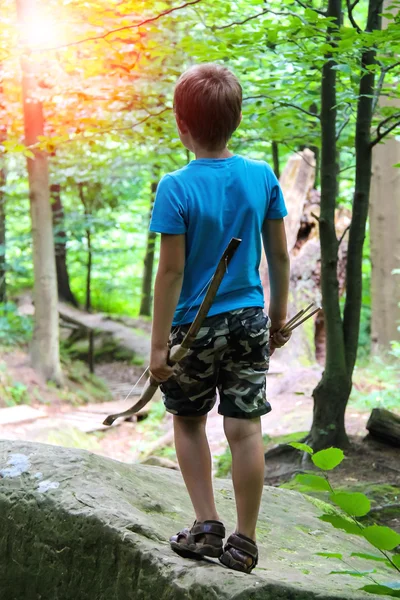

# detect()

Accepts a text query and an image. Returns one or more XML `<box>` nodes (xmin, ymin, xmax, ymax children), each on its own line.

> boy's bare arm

<box><xmin>150</xmin><ymin>233</ymin><xmax>185</xmax><ymax>381</ymax></box>
<box><xmin>262</xmin><ymin>219</ymin><xmax>290</xmax><ymax>350</ymax></box>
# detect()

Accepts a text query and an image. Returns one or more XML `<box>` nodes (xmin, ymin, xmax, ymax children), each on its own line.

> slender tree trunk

<box><xmin>140</xmin><ymin>181</ymin><xmax>157</xmax><ymax>317</ymax></box>
<box><xmin>310</xmin><ymin>0</ymin><xmax>350</xmax><ymax>450</ymax></box>
<box><xmin>271</xmin><ymin>141</ymin><xmax>280</xmax><ymax>179</ymax></box>
<box><xmin>78</xmin><ymin>184</ymin><xmax>92</xmax><ymax>312</ymax></box>
<box><xmin>0</xmin><ymin>160</ymin><xmax>5</xmax><ymax>304</ymax></box>
<box><xmin>51</xmin><ymin>184</ymin><xmax>78</xmax><ymax>306</ymax></box>
<box><xmin>0</xmin><ymin>64</ymin><xmax>7</xmax><ymax>303</ymax></box>
<box><xmin>343</xmin><ymin>0</ymin><xmax>382</xmax><ymax>374</ymax></box>
<box><xmin>16</xmin><ymin>0</ymin><xmax>62</xmax><ymax>384</ymax></box>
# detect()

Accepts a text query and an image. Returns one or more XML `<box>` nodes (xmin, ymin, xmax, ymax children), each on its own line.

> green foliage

<box><xmin>289</xmin><ymin>443</ymin><xmax>400</xmax><ymax>594</ymax></box>
<box><xmin>215</xmin><ymin>446</ymin><xmax>232</xmax><ymax>479</ymax></box>
<box><xmin>330</xmin><ymin>492</ymin><xmax>371</xmax><ymax>517</ymax></box>
<box><xmin>350</xmin><ymin>357</ymin><xmax>400</xmax><ymax>412</ymax></box>
<box><xmin>0</xmin><ymin>302</ymin><xmax>32</xmax><ymax>345</ymax></box>
<box><xmin>312</xmin><ymin>448</ymin><xmax>345</xmax><ymax>471</ymax></box>
<box><xmin>361</xmin><ymin>584</ymin><xmax>400</xmax><ymax>597</ymax></box>
<box><xmin>4</xmin><ymin>382</ymin><xmax>29</xmax><ymax>407</ymax></box>
<box><xmin>289</xmin><ymin>442</ymin><xmax>314</xmax><ymax>455</ymax></box>
<box><xmin>293</xmin><ymin>473</ymin><xmax>332</xmax><ymax>492</ymax></box>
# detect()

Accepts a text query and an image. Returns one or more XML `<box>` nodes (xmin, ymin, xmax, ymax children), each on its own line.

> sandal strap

<box><xmin>191</xmin><ymin>520</ymin><xmax>226</xmax><ymax>538</ymax></box>
<box><xmin>225</xmin><ymin>533</ymin><xmax>258</xmax><ymax>560</ymax></box>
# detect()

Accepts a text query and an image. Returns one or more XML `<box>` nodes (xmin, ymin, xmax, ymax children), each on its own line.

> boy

<box><xmin>149</xmin><ymin>64</ymin><xmax>290</xmax><ymax>574</ymax></box>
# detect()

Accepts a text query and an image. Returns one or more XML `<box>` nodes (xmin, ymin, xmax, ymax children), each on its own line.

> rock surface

<box><xmin>0</xmin><ymin>440</ymin><xmax>393</xmax><ymax>600</ymax></box>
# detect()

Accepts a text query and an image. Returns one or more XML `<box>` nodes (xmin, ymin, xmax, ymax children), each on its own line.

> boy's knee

<box><xmin>174</xmin><ymin>414</ymin><xmax>207</xmax><ymax>429</ymax></box>
<box><xmin>223</xmin><ymin>416</ymin><xmax>261</xmax><ymax>444</ymax></box>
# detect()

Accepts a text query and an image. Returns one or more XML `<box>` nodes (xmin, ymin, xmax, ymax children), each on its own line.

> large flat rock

<box><xmin>0</xmin><ymin>440</ymin><xmax>393</xmax><ymax>600</ymax></box>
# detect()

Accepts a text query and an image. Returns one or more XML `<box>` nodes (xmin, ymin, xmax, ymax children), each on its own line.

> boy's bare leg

<box><xmin>173</xmin><ymin>414</ymin><xmax>220</xmax><ymax>523</ymax></box>
<box><xmin>223</xmin><ymin>416</ymin><xmax>265</xmax><ymax>542</ymax></box>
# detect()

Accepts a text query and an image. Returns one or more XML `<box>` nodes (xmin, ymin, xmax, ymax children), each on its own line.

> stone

<box><xmin>0</xmin><ymin>440</ymin><xmax>394</xmax><ymax>600</ymax></box>
<box><xmin>141</xmin><ymin>455</ymin><xmax>179</xmax><ymax>470</ymax></box>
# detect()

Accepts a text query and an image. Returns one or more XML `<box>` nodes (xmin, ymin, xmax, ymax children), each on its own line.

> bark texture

<box><xmin>17</xmin><ymin>0</ymin><xmax>62</xmax><ymax>384</ymax></box>
<box><xmin>370</xmin><ymin>137</ymin><xmax>400</xmax><ymax>351</ymax></box>
<box><xmin>366</xmin><ymin>408</ymin><xmax>400</xmax><ymax>447</ymax></box>
<box><xmin>51</xmin><ymin>184</ymin><xmax>78</xmax><ymax>307</ymax></box>
<box><xmin>0</xmin><ymin>65</ymin><xmax>6</xmax><ymax>303</ymax></box>
<box><xmin>369</xmin><ymin>1</ymin><xmax>400</xmax><ymax>351</ymax></box>
<box><xmin>139</xmin><ymin>181</ymin><xmax>157</xmax><ymax>317</ymax></box>
<box><xmin>343</xmin><ymin>0</ymin><xmax>383</xmax><ymax>375</ymax></box>
<box><xmin>0</xmin><ymin>163</ymin><xmax>5</xmax><ymax>304</ymax></box>
<box><xmin>310</xmin><ymin>0</ymin><xmax>350</xmax><ymax>450</ymax></box>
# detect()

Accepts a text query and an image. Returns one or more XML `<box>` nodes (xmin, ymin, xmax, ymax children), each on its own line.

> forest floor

<box><xmin>1</xmin><ymin>342</ymin><xmax>399</xmax><ymax>533</ymax></box>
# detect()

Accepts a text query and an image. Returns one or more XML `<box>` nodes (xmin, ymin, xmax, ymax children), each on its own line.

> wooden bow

<box><xmin>103</xmin><ymin>237</ymin><xmax>242</xmax><ymax>426</ymax></box>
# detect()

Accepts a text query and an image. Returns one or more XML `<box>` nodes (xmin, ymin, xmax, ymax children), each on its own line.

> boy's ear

<box><xmin>175</xmin><ymin>114</ymin><xmax>189</xmax><ymax>134</ymax></box>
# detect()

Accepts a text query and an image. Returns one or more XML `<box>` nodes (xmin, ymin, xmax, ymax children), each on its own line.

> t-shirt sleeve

<box><xmin>149</xmin><ymin>174</ymin><xmax>187</xmax><ymax>234</ymax></box>
<box><xmin>265</xmin><ymin>165</ymin><xmax>288</xmax><ymax>220</ymax></box>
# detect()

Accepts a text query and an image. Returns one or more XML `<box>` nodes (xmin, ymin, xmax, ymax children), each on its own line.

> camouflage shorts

<box><xmin>160</xmin><ymin>307</ymin><xmax>271</xmax><ymax>419</ymax></box>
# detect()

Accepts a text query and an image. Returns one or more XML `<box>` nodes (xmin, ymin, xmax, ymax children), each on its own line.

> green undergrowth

<box><xmin>282</xmin><ymin>479</ymin><xmax>400</xmax><ymax>514</ymax></box>
<box><xmin>59</xmin><ymin>356</ymin><xmax>112</xmax><ymax>405</ymax></box>
<box><xmin>0</xmin><ymin>302</ymin><xmax>33</xmax><ymax>346</ymax></box>
<box><xmin>215</xmin><ymin>431</ymin><xmax>308</xmax><ymax>478</ymax></box>
<box><xmin>350</xmin><ymin>355</ymin><xmax>400</xmax><ymax>413</ymax></box>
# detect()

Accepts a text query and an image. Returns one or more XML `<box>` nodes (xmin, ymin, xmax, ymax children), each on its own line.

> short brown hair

<box><xmin>174</xmin><ymin>64</ymin><xmax>242</xmax><ymax>151</ymax></box>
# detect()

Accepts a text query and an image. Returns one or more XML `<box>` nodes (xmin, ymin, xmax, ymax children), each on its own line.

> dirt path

<box><xmin>0</xmin><ymin>351</ymin><xmax>383</xmax><ymax>465</ymax></box>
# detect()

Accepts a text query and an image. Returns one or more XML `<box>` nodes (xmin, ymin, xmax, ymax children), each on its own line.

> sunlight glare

<box><xmin>21</xmin><ymin>14</ymin><xmax>63</xmax><ymax>49</ymax></box>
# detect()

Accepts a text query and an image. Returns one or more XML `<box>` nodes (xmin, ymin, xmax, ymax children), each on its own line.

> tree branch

<box><xmin>370</xmin><ymin>112</ymin><xmax>400</xmax><ymax>147</ymax></box>
<box><xmin>33</xmin><ymin>0</ymin><xmax>204</xmax><ymax>52</ymax></box>
<box><xmin>215</xmin><ymin>9</ymin><xmax>269</xmax><ymax>29</ymax></box>
<box><xmin>346</xmin><ymin>0</ymin><xmax>361</xmax><ymax>32</ymax></box>
<box><xmin>372</xmin><ymin>61</ymin><xmax>400</xmax><ymax>114</ymax></box>
<box><xmin>244</xmin><ymin>95</ymin><xmax>321</xmax><ymax>119</ymax></box>
<box><xmin>27</xmin><ymin>107</ymin><xmax>171</xmax><ymax>150</ymax></box>
<box><xmin>338</xmin><ymin>225</ymin><xmax>350</xmax><ymax>247</ymax></box>
<box><xmin>291</xmin><ymin>0</ymin><xmax>326</xmax><ymax>15</ymax></box>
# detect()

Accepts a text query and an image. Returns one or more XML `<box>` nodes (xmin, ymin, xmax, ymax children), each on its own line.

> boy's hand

<box><xmin>270</xmin><ymin>322</ymin><xmax>292</xmax><ymax>356</ymax></box>
<box><xmin>150</xmin><ymin>346</ymin><xmax>175</xmax><ymax>382</ymax></box>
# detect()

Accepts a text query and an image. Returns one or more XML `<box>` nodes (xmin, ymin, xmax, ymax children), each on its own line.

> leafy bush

<box><xmin>0</xmin><ymin>302</ymin><xmax>32</xmax><ymax>345</ymax></box>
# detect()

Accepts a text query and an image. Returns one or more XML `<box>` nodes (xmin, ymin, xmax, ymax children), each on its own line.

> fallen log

<box><xmin>366</xmin><ymin>408</ymin><xmax>400</xmax><ymax>447</ymax></box>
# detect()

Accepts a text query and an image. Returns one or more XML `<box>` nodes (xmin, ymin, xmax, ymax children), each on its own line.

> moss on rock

<box><xmin>0</xmin><ymin>440</ymin><xmax>394</xmax><ymax>600</ymax></box>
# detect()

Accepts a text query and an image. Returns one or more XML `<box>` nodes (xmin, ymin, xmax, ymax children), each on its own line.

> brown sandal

<box><xmin>170</xmin><ymin>520</ymin><xmax>225</xmax><ymax>559</ymax></box>
<box><xmin>219</xmin><ymin>532</ymin><xmax>258</xmax><ymax>573</ymax></box>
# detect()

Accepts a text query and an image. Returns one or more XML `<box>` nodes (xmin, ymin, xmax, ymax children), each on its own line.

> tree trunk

<box><xmin>78</xmin><ymin>184</ymin><xmax>92</xmax><ymax>313</ymax></box>
<box><xmin>16</xmin><ymin>0</ymin><xmax>62</xmax><ymax>384</ymax></box>
<box><xmin>51</xmin><ymin>184</ymin><xmax>78</xmax><ymax>307</ymax></box>
<box><xmin>271</xmin><ymin>141</ymin><xmax>280</xmax><ymax>179</ymax></box>
<box><xmin>139</xmin><ymin>181</ymin><xmax>157</xmax><ymax>317</ymax></box>
<box><xmin>0</xmin><ymin>65</ymin><xmax>6</xmax><ymax>303</ymax></box>
<box><xmin>369</xmin><ymin>0</ymin><xmax>400</xmax><ymax>352</ymax></box>
<box><xmin>310</xmin><ymin>0</ymin><xmax>350</xmax><ymax>450</ymax></box>
<box><xmin>343</xmin><ymin>0</ymin><xmax>382</xmax><ymax>375</ymax></box>
<box><xmin>370</xmin><ymin>136</ymin><xmax>400</xmax><ymax>351</ymax></box>
<box><xmin>0</xmin><ymin>161</ymin><xmax>5</xmax><ymax>304</ymax></box>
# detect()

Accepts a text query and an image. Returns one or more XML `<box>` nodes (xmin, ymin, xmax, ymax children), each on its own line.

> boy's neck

<box><xmin>193</xmin><ymin>146</ymin><xmax>233</xmax><ymax>160</ymax></box>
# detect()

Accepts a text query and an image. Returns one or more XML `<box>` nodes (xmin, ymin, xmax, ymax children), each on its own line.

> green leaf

<box><xmin>294</xmin><ymin>473</ymin><xmax>331</xmax><ymax>491</ymax></box>
<box><xmin>393</xmin><ymin>555</ymin><xmax>400</xmax><ymax>568</ymax></box>
<box><xmin>360</xmin><ymin>584</ymin><xmax>400</xmax><ymax>597</ymax></box>
<box><xmin>330</xmin><ymin>492</ymin><xmax>371</xmax><ymax>517</ymax></box>
<box><xmin>317</xmin><ymin>552</ymin><xmax>343</xmax><ymax>559</ymax></box>
<box><xmin>362</xmin><ymin>526</ymin><xmax>400</xmax><ymax>551</ymax></box>
<box><xmin>289</xmin><ymin>442</ymin><xmax>314</xmax><ymax>455</ymax></box>
<box><xmin>319</xmin><ymin>514</ymin><xmax>361</xmax><ymax>536</ymax></box>
<box><xmin>312</xmin><ymin>448</ymin><xmax>345</xmax><ymax>470</ymax></box>
<box><xmin>330</xmin><ymin>569</ymin><xmax>375</xmax><ymax>577</ymax></box>
<box><xmin>350</xmin><ymin>552</ymin><xmax>390</xmax><ymax>563</ymax></box>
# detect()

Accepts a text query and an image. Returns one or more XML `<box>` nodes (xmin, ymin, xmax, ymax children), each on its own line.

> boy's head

<box><xmin>173</xmin><ymin>63</ymin><xmax>242</xmax><ymax>152</ymax></box>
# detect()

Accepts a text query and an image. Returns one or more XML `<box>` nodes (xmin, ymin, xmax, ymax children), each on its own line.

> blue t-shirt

<box><xmin>150</xmin><ymin>155</ymin><xmax>287</xmax><ymax>325</ymax></box>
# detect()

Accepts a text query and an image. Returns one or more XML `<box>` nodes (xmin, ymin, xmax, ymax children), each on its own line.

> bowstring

<box><xmin>120</xmin><ymin>272</ymin><xmax>217</xmax><ymax>405</ymax></box>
